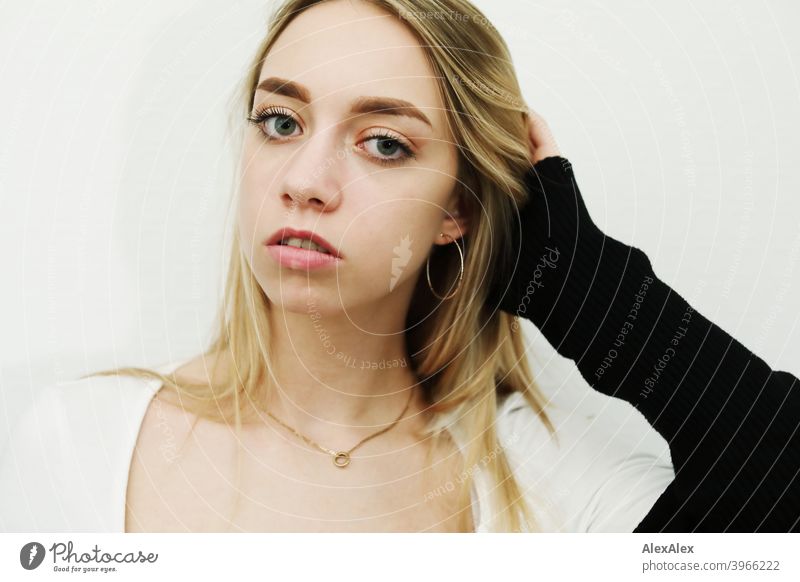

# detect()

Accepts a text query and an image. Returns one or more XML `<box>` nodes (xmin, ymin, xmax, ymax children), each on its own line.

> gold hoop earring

<box><xmin>426</xmin><ymin>233</ymin><xmax>464</xmax><ymax>300</ymax></box>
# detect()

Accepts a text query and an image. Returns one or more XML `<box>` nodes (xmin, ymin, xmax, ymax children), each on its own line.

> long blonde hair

<box><xmin>87</xmin><ymin>0</ymin><xmax>557</xmax><ymax>533</ymax></box>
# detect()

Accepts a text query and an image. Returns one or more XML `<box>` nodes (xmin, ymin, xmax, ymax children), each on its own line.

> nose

<box><xmin>279</xmin><ymin>129</ymin><xmax>344</xmax><ymax>214</ymax></box>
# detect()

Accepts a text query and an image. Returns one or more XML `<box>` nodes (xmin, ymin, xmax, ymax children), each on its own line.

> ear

<box><xmin>436</xmin><ymin>188</ymin><xmax>470</xmax><ymax>245</ymax></box>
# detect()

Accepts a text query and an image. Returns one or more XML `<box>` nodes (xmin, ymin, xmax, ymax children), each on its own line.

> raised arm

<box><xmin>488</xmin><ymin>140</ymin><xmax>800</xmax><ymax>531</ymax></box>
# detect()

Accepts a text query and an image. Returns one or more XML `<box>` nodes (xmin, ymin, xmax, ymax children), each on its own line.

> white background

<box><xmin>1</xmin><ymin>0</ymin><xmax>799</xmax><ymax>456</ymax></box>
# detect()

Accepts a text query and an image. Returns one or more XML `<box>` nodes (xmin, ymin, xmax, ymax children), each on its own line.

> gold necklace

<box><xmin>264</xmin><ymin>389</ymin><xmax>414</xmax><ymax>468</ymax></box>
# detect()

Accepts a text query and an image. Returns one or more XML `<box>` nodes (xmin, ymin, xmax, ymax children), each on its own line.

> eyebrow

<box><xmin>255</xmin><ymin>76</ymin><xmax>433</xmax><ymax>129</ymax></box>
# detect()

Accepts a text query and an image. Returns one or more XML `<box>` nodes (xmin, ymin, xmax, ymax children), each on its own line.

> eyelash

<box><xmin>246</xmin><ymin>105</ymin><xmax>417</xmax><ymax>166</ymax></box>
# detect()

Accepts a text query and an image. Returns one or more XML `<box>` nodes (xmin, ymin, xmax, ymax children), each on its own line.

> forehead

<box><xmin>259</xmin><ymin>1</ymin><xmax>448</xmax><ymax>130</ymax></box>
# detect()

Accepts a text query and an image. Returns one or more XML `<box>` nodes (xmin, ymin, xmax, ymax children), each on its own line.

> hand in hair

<box><xmin>488</xmin><ymin>118</ymin><xmax>800</xmax><ymax>532</ymax></box>
<box><xmin>525</xmin><ymin>107</ymin><xmax>561</xmax><ymax>164</ymax></box>
<box><xmin>485</xmin><ymin>119</ymin><xmax>605</xmax><ymax>323</ymax></box>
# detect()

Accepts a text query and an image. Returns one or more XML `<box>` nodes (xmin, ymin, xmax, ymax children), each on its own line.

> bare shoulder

<box><xmin>125</xmin><ymin>358</ymin><xmax>205</xmax><ymax>531</ymax></box>
<box><xmin>135</xmin><ymin>350</ymin><xmax>234</xmax><ymax>454</ymax></box>
<box><xmin>154</xmin><ymin>352</ymin><xmax>228</xmax><ymax>406</ymax></box>
<box><xmin>125</xmin><ymin>353</ymin><xmax>238</xmax><ymax>531</ymax></box>
<box><xmin>132</xmin><ymin>353</ymin><xmax>223</xmax><ymax>464</ymax></box>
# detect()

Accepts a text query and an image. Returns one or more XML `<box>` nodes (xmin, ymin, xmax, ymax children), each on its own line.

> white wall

<box><xmin>1</xmin><ymin>1</ymin><xmax>799</xmax><ymax>454</ymax></box>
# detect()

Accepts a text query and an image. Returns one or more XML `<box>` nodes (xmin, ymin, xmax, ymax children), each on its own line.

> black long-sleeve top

<box><xmin>490</xmin><ymin>156</ymin><xmax>800</xmax><ymax>532</ymax></box>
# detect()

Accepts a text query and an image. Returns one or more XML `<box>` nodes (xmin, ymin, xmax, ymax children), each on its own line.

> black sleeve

<box><xmin>489</xmin><ymin>156</ymin><xmax>800</xmax><ymax>532</ymax></box>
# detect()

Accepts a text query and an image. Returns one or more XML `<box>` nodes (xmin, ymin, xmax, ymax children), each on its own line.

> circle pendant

<box><xmin>333</xmin><ymin>452</ymin><xmax>350</xmax><ymax>468</ymax></box>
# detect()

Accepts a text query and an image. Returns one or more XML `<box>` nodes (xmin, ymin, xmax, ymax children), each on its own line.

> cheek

<box><xmin>237</xmin><ymin>140</ymin><xmax>276</xmax><ymax>248</ymax></box>
<box><xmin>239</xmin><ymin>140</ymin><xmax>269</xmax><ymax>205</ymax></box>
<box><xmin>341</xmin><ymin>169</ymin><xmax>455</xmax><ymax>253</ymax></box>
<box><xmin>236</xmin><ymin>184</ymin><xmax>260</xmax><ymax>255</ymax></box>
<box><xmin>338</xmin><ymin>197</ymin><xmax>442</xmax><ymax>291</ymax></box>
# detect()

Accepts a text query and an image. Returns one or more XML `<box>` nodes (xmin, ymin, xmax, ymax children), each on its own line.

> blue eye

<box><xmin>267</xmin><ymin>115</ymin><xmax>298</xmax><ymax>138</ymax></box>
<box><xmin>246</xmin><ymin>105</ymin><xmax>417</xmax><ymax>167</ymax></box>
<box><xmin>360</xmin><ymin>132</ymin><xmax>417</xmax><ymax>166</ymax></box>
<box><xmin>246</xmin><ymin>105</ymin><xmax>301</xmax><ymax>139</ymax></box>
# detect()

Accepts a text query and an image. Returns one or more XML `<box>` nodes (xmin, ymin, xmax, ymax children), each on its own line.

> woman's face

<box><xmin>238</xmin><ymin>0</ymin><xmax>465</xmax><ymax>318</ymax></box>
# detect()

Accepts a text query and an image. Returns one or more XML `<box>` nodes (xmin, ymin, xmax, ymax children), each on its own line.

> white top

<box><xmin>0</xmin><ymin>357</ymin><xmax>675</xmax><ymax>532</ymax></box>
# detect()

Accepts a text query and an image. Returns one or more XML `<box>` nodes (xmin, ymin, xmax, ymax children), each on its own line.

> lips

<box><xmin>265</xmin><ymin>227</ymin><xmax>342</xmax><ymax>258</ymax></box>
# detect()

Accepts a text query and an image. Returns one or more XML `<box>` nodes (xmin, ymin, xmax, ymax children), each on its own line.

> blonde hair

<box><xmin>87</xmin><ymin>0</ymin><xmax>558</xmax><ymax>532</ymax></box>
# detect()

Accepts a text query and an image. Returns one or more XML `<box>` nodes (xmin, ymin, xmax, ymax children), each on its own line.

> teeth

<box><xmin>281</xmin><ymin>236</ymin><xmax>331</xmax><ymax>254</ymax></box>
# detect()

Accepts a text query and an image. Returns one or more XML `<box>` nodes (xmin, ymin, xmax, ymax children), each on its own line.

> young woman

<box><xmin>1</xmin><ymin>0</ymin><xmax>797</xmax><ymax>533</ymax></box>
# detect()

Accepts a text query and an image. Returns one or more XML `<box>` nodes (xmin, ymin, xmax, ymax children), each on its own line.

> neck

<box><xmin>261</xmin><ymin>288</ymin><xmax>426</xmax><ymax>446</ymax></box>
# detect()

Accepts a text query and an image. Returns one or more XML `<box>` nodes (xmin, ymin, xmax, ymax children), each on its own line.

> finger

<box><xmin>528</xmin><ymin>108</ymin><xmax>555</xmax><ymax>148</ymax></box>
<box><xmin>526</xmin><ymin>107</ymin><xmax>561</xmax><ymax>162</ymax></box>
